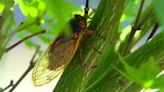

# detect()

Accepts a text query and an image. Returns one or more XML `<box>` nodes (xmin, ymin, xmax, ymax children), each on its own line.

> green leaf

<box><xmin>122</xmin><ymin>31</ymin><xmax>164</xmax><ymax>91</ymax></box>
<box><xmin>153</xmin><ymin>74</ymin><xmax>164</xmax><ymax>90</ymax></box>
<box><xmin>15</xmin><ymin>0</ymin><xmax>81</xmax><ymax>49</ymax></box>
<box><xmin>139</xmin><ymin>59</ymin><xmax>157</xmax><ymax>88</ymax></box>
<box><xmin>15</xmin><ymin>0</ymin><xmax>40</xmax><ymax>17</ymax></box>
<box><xmin>44</xmin><ymin>0</ymin><xmax>80</xmax><ymax>37</ymax></box>
<box><xmin>39</xmin><ymin>34</ymin><xmax>53</xmax><ymax>44</ymax></box>
<box><xmin>121</xmin><ymin>57</ymin><xmax>161</xmax><ymax>88</ymax></box>
<box><xmin>0</xmin><ymin>0</ymin><xmax>15</xmax><ymax>34</ymax></box>
<box><xmin>0</xmin><ymin>0</ymin><xmax>14</xmax><ymax>14</ymax></box>
<box><xmin>120</xmin><ymin>57</ymin><xmax>140</xmax><ymax>82</ymax></box>
<box><xmin>25</xmin><ymin>39</ymin><xmax>38</xmax><ymax>48</ymax></box>
<box><xmin>153</xmin><ymin>0</ymin><xmax>164</xmax><ymax>27</ymax></box>
<box><xmin>0</xmin><ymin>3</ymin><xmax>4</xmax><ymax>13</ymax></box>
<box><xmin>139</xmin><ymin>57</ymin><xmax>160</xmax><ymax>87</ymax></box>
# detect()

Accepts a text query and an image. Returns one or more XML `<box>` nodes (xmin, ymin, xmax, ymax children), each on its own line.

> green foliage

<box><xmin>153</xmin><ymin>0</ymin><xmax>164</xmax><ymax>27</ymax></box>
<box><xmin>153</xmin><ymin>74</ymin><xmax>164</xmax><ymax>90</ymax></box>
<box><xmin>0</xmin><ymin>0</ymin><xmax>80</xmax><ymax>60</ymax></box>
<box><xmin>14</xmin><ymin>0</ymin><xmax>80</xmax><ymax>47</ymax></box>
<box><xmin>53</xmin><ymin>0</ymin><xmax>164</xmax><ymax>92</ymax></box>
<box><xmin>0</xmin><ymin>0</ymin><xmax>164</xmax><ymax>92</ymax></box>
<box><xmin>0</xmin><ymin>0</ymin><xmax>15</xmax><ymax>60</ymax></box>
<box><xmin>119</xmin><ymin>57</ymin><xmax>163</xmax><ymax>89</ymax></box>
<box><xmin>54</xmin><ymin>0</ymin><xmax>125</xmax><ymax>91</ymax></box>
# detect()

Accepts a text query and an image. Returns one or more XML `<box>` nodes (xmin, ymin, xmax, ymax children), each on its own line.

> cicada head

<box><xmin>70</xmin><ymin>14</ymin><xmax>87</xmax><ymax>32</ymax></box>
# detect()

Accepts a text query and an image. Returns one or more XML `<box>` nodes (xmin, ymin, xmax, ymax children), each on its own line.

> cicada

<box><xmin>32</xmin><ymin>0</ymin><xmax>92</xmax><ymax>86</ymax></box>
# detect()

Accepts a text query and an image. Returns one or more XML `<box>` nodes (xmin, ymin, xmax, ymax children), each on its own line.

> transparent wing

<box><xmin>32</xmin><ymin>34</ymin><xmax>80</xmax><ymax>86</ymax></box>
<box><xmin>32</xmin><ymin>48</ymin><xmax>64</xmax><ymax>86</ymax></box>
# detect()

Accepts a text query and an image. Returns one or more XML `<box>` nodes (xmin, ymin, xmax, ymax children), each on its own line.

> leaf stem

<box><xmin>6</xmin><ymin>30</ymin><xmax>46</xmax><ymax>52</ymax></box>
<box><xmin>146</xmin><ymin>23</ymin><xmax>159</xmax><ymax>42</ymax></box>
<box><xmin>123</xmin><ymin>0</ymin><xmax>145</xmax><ymax>55</ymax></box>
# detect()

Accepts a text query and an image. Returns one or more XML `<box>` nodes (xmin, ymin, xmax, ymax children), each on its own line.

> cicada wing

<box><xmin>32</xmin><ymin>33</ymin><xmax>80</xmax><ymax>86</ymax></box>
<box><xmin>32</xmin><ymin>48</ymin><xmax>64</xmax><ymax>86</ymax></box>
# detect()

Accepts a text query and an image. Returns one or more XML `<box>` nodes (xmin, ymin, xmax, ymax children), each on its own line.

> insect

<box><xmin>32</xmin><ymin>0</ymin><xmax>97</xmax><ymax>86</ymax></box>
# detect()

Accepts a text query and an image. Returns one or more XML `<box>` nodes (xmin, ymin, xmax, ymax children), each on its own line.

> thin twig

<box><xmin>123</xmin><ymin>0</ymin><xmax>145</xmax><ymax>55</ymax></box>
<box><xmin>7</xmin><ymin>17</ymin><xmax>41</xmax><ymax>37</ymax></box>
<box><xmin>9</xmin><ymin>46</ymin><xmax>40</xmax><ymax>92</ymax></box>
<box><xmin>137</xmin><ymin>9</ymin><xmax>153</xmax><ymax>29</ymax></box>
<box><xmin>146</xmin><ymin>23</ymin><xmax>159</xmax><ymax>42</ymax></box>
<box><xmin>6</xmin><ymin>30</ymin><xmax>46</xmax><ymax>52</ymax></box>
<box><xmin>1</xmin><ymin>80</ymin><xmax>13</xmax><ymax>92</ymax></box>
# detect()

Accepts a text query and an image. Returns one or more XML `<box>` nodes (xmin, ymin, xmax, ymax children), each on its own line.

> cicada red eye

<box><xmin>79</xmin><ymin>21</ymin><xmax>86</xmax><ymax>29</ymax></box>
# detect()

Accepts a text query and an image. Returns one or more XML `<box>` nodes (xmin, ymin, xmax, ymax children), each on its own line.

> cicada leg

<box><xmin>86</xmin><ymin>39</ymin><xmax>102</xmax><ymax>54</ymax></box>
<box><xmin>78</xmin><ymin>43</ymin><xmax>97</xmax><ymax>69</ymax></box>
<box><xmin>85</xmin><ymin>29</ymin><xmax>106</xmax><ymax>40</ymax></box>
<box><xmin>81</xmin><ymin>29</ymin><xmax>105</xmax><ymax>54</ymax></box>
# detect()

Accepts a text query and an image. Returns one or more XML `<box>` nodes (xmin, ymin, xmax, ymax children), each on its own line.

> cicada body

<box><xmin>32</xmin><ymin>15</ymin><xmax>87</xmax><ymax>86</ymax></box>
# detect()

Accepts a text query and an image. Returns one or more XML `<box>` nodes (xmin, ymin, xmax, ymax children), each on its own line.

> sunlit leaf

<box><xmin>38</xmin><ymin>1</ymin><xmax>46</xmax><ymax>10</ymax></box>
<box><xmin>121</xmin><ymin>57</ymin><xmax>142</xmax><ymax>83</ymax></box>
<box><xmin>0</xmin><ymin>3</ymin><xmax>4</xmax><ymax>13</ymax></box>
<box><xmin>153</xmin><ymin>74</ymin><xmax>164</xmax><ymax>90</ymax></box>
<box><xmin>25</xmin><ymin>40</ymin><xmax>35</xmax><ymax>48</ymax></box>
<box><xmin>15</xmin><ymin>0</ymin><xmax>40</xmax><ymax>17</ymax></box>
<box><xmin>139</xmin><ymin>57</ymin><xmax>160</xmax><ymax>84</ymax></box>
<box><xmin>121</xmin><ymin>57</ymin><xmax>161</xmax><ymax>88</ymax></box>
<box><xmin>38</xmin><ymin>35</ymin><xmax>53</xmax><ymax>44</ymax></box>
